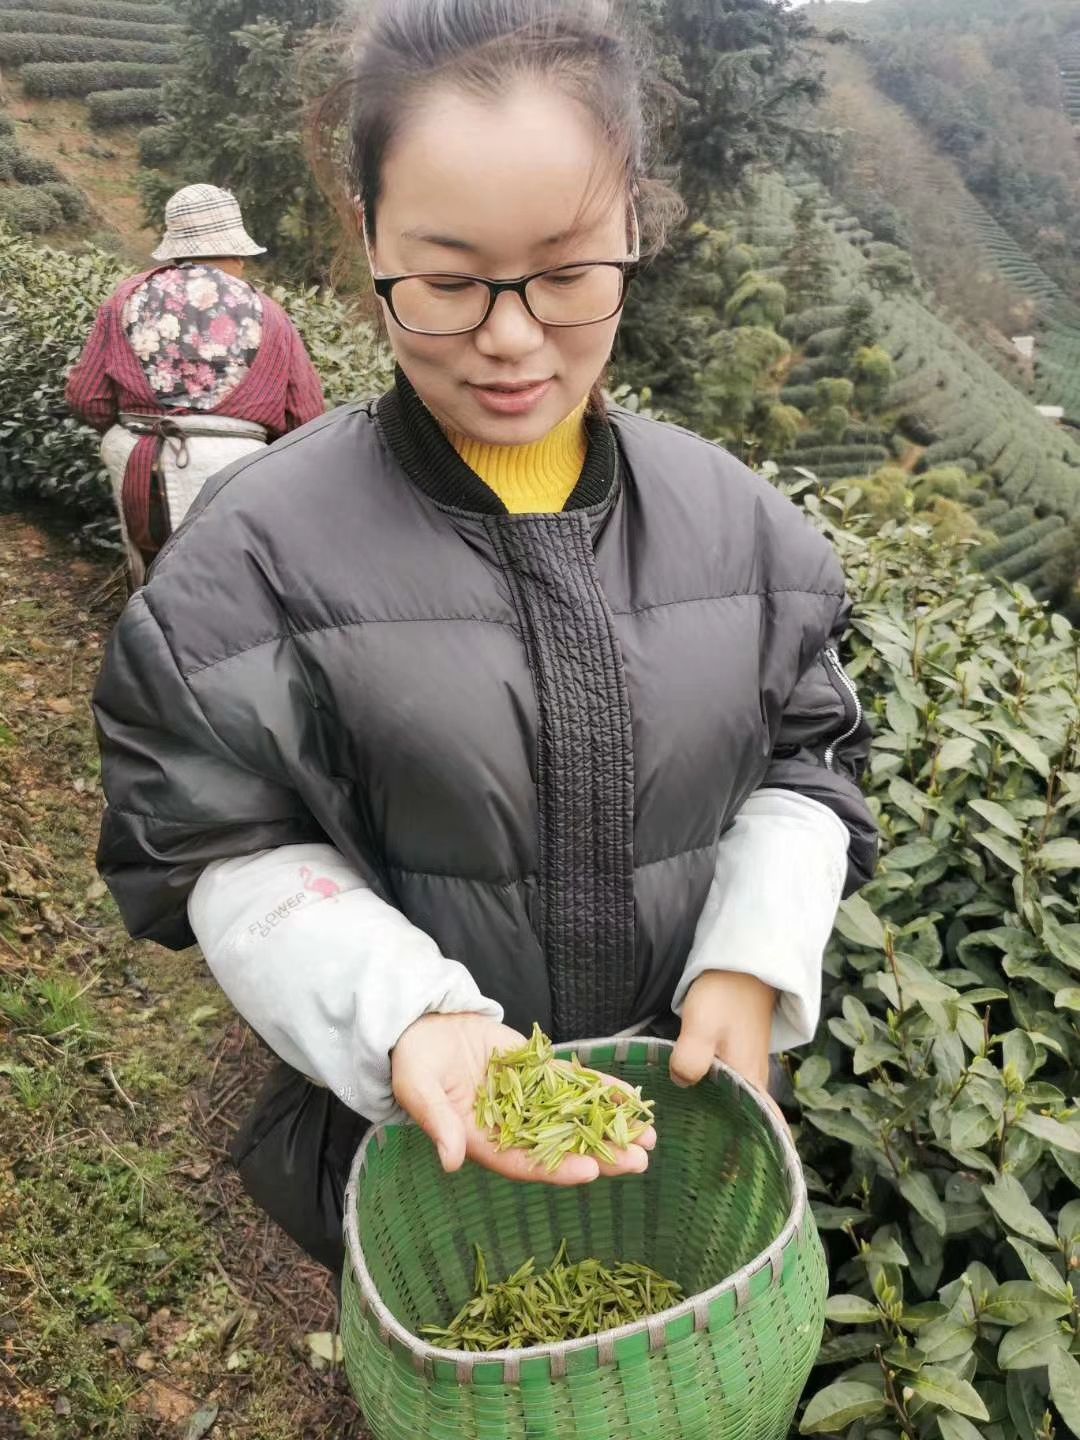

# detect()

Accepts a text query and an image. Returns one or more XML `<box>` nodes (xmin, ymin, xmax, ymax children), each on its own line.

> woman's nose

<box><xmin>473</xmin><ymin>288</ymin><xmax>545</xmax><ymax>359</ymax></box>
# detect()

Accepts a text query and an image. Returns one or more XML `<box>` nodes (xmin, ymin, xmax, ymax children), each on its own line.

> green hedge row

<box><xmin>0</xmin><ymin>0</ymin><xmax>171</xmax><ymax>20</ymax></box>
<box><xmin>87</xmin><ymin>85</ymin><xmax>162</xmax><ymax>126</ymax></box>
<box><xmin>0</xmin><ymin>183</ymin><xmax>64</xmax><ymax>233</ymax></box>
<box><xmin>791</xmin><ymin>423</ymin><xmax>885</xmax><ymax>448</ymax></box>
<box><xmin>136</xmin><ymin>121</ymin><xmax>177</xmax><ymax>165</ymax></box>
<box><xmin>0</xmin><ymin>33</ymin><xmax>175</xmax><ymax>63</ymax></box>
<box><xmin>788</xmin><ymin>443</ymin><xmax>891</xmax><ymax>466</ymax></box>
<box><xmin>803</xmin><ymin>325</ymin><xmax>847</xmax><ymax>357</ymax></box>
<box><xmin>0</xmin><ymin>136</ymin><xmax>62</xmax><ymax>183</ymax></box>
<box><xmin>980</xmin><ymin>515</ymin><xmax>1064</xmax><ymax>567</ymax></box>
<box><xmin>786</xmin><ymin>355</ymin><xmax>838</xmax><ymax>385</ymax></box>
<box><xmin>779</xmin><ymin>383</ymin><xmax>820</xmax><ymax>411</ymax></box>
<box><xmin>21</xmin><ymin>59</ymin><xmax>172</xmax><ymax>95</ymax></box>
<box><xmin>40</xmin><ymin>178</ymin><xmax>87</xmax><ymax>222</ymax></box>
<box><xmin>0</xmin><ymin>9</ymin><xmax>179</xmax><ymax>38</ymax></box>
<box><xmin>780</xmin><ymin>305</ymin><xmax>849</xmax><ymax>343</ymax></box>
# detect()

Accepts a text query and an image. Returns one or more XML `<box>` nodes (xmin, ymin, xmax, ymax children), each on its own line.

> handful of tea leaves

<box><xmin>421</xmin><ymin>1241</ymin><xmax>683</xmax><ymax>1350</ymax></box>
<box><xmin>475</xmin><ymin>1023</ymin><xmax>654</xmax><ymax>1171</ymax></box>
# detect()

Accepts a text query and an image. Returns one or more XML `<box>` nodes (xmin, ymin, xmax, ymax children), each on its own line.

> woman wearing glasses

<box><xmin>93</xmin><ymin>0</ymin><xmax>876</xmax><ymax>1273</ymax></box>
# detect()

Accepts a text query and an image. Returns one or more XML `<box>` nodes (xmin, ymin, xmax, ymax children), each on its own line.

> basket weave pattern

<box><xmin>341</xmin><ymin>1038</ymin><xmax>827</xmax><ymax>1440</ymax></box>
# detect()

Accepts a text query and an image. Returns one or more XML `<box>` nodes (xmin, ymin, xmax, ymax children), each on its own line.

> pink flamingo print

<box><xmin>299</xmin><ymin>865</ymin><xmax>342</xmax><ymax>900</ymax></box>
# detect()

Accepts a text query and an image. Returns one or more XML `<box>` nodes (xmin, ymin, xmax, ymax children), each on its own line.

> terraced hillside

<box><xmin>738</xmin><ymin>171</ymin><xmax>1080</xmax><ymax>610</ymax></box>
<box><xmin>814</xmin><ymin>37</ymin><xmax>1080</xmax><ymax>424</ymax></box>
<box><xmin>0</xmin><ymin>0</ymin><xmax>179</xmax><ymax>129</ymax></box>
<box><xmin>1060</xmin><ymin>28</ymin><xmax>1080</xmax><ymax>129</ymax></box>
<box><xmin>0</xmin><ymin>0</ymin><xmax>179</xmax><ymax>252</ymax></box>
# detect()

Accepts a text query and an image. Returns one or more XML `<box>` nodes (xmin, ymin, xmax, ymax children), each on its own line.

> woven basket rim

<box><xmin>344</xmin><ymin>1035</ymin><xmax>807</xmax><ymax>1373</ymax></box>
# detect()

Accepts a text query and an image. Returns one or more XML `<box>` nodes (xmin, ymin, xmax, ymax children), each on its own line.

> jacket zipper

<box><xmin>822</xmin><ymin>646</ymin><xmax>863</xmax><ymax>770</ymax></box>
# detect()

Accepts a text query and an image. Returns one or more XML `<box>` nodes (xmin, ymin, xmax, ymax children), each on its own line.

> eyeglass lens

<box><xmin>390</xmin><ymin>264</ymin><xmax>625</xmax><ymax>334</ymax></box>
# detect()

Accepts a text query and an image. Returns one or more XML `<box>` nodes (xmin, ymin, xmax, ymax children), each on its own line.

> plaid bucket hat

<box><xmin>152</xmin><ymin>184</ymin><xmax>267</xmax><ymax>261</ymax></box>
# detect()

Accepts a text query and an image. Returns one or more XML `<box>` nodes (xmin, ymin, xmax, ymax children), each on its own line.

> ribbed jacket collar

<box><xmin>376</xmin><ymin>367</ymin><xmax>618</xmax><ymax>516</ymax></box>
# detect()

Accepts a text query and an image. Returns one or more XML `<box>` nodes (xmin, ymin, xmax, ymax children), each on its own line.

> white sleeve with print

<box><xmin>188</xmin><ymin>843</ymin><xmax>503</xmax><ymax>1122</ymax></box>
<box><xmin>671</xmin><ymin>788</ymin><xmax>850</xmax><ymax>1052</ymax></box>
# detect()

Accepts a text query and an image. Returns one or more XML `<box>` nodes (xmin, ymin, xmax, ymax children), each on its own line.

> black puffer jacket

<box><xmin>95</xmin><ymin>375</ymin><xmax>876</xmax><ymax>1045</ymax></box>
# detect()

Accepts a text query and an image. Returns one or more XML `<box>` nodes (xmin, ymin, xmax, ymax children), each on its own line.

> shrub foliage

<box><xmin>20</xmin><ymin>59</ymin><xmax>174</xmax><ymax>96</ymax></box>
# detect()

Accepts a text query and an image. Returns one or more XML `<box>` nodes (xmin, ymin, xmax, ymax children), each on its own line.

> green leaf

<box><xmin>796</xmin><ymin>1055</ymin><xmax>830</xmax><ymax>1091</ymax></box>
<box><xmin>811</xmin><ymin>1204</ymin><xmax>870</xmax><ymax>1230</ymax></box>
<box><xmin>967</xmin><ymin>797</ymin><xmax>1024</xmax><ymax>841</ymax></box>
<box><xmin>918</xmin><ymin>1319</ymin><xmax>977</xmax><ymax>1364</ymax></box>
<box><xmin>983</xmin><ymin>1280</ymin><xmax>1071</xmax><ymax>1326</ymax></box>
<box><xmin>899</xmin><ymin>1171</ymin><xmax>947</xmax><ymax>1235</ymax></box>
<box><xmin>1038</xmin><ymin>838</ymin><xmax>1080</xmax><ymax>871</ymax></box>
<box><xmin>974</xmin><ymin>830</ymin><xmax>1024</xmax><ymax>874</ymax></box>
<box><xmin>834</xmin><ymin>893</ymin><xmax>886</xmax><ymax>950</ymax></box>
<box><xmin>949</xmin><ymin>1107</ymin><xmax>996</xmax><ymax>1151</ymax></box>
<box><xmin>996</xmin><ymin>726</ymin><xmax>1051</xmax><ymax>779</ymax></box>
<box><xmin>1054</xmin><ymin>988</ymin><xmax>1080</xmax><ymax>1012</ymax></box>
<box><xmin>824</xmin><ymin>1294</ymin><xmax>882</xmax><ymax>1325</ymax></box>
<box><xmin>1006</xmin><ymin>1369</ymin><xmax>1047</xmax><ymax>1440</ymax></box>
<box><xmin>982</xmin><ymin>1175</ymin><xmax>1057</xmax><ymax>1246</ymax></box>
<box><xmin>882</xmin><ymin>1342</ymin><xmax>926</xmax><ymax>1372</ymax></box>
<box><xmin>814</xmin><ymin>1332</ymin><xmax>881</xmax><ymax>1366</ymax></box>
<box><xmin>882</xmin><ymin>838</ymin><xmax>939</xmax><ymax>870</ymax></box>
<box><xmin>805</xmin><ymin>1109</ymin><xmax>879</xmax><ymax>1149</ymax></box>
<box><xmin>997</xmin><ymin>1317</ymin><xmax>1069</xmax><ymax>1370</ymax></box>
<box><xmin>1003</xmin><ymin>1030</ymin><xmax>1038</xmax><ymax>1081</ymax></box>
<box><xmin>911</xmin><ymin>1366</ymin><xmax>989</xmax><ymax>1420</ymax></box>
<box><xmin>799</xmin><ymin>1381</ymin><xmax>887</xmax><ymax>1433</ymax></box>
<box><xmin>1015</xmin><ymin>1111</ymin><xmax>1080</xmax><ymax>1155</ymax></box>
<box><xmin>1008</xmin><ymin>1239</ymin><xmax>1072</xmax><ymax>1305</ymax></box>
<box><xmin>1042</xmin><ymin>914</ymin><xmax>1080</xmax><ymax>972</ymax></box>
<box><xmin>886</xmin><ymin>692</ymin><xmax>919</xmax><ymax>738</ymax></box>
<box><xmin>1048</xmin><ymin>1349</ymin><xmax>1080</xmax><ymax>1435</ymax></box>
<box><xmin>1059</xmin><ymin>1198</ymin><xmax>1080</xmax><ymax>1245</ymax></box>
<box><xmin>936</xmin><ymin>1414</ymin><xmax>984</xmax><ymax>1440</ymax></box>
<box><xmin>937</xmin><ymin>736</ymin><xmax>976</xmax><ymax>771</ymax></box>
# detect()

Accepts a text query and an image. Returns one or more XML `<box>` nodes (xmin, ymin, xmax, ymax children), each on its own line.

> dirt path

<box><xmin>0</xmin><ymin>509</ymin><xmax>363</xmax><ymax>1439</ymax></box>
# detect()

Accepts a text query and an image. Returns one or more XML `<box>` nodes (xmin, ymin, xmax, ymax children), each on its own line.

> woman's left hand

<box><xmin>670</xmin><ymin>970</ymin><xmax>776</xmax><ymax>1097</ymax></box>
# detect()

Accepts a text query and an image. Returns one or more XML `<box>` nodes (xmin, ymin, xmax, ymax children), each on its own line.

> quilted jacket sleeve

<box><xmin>94</xmin><ymin>590</ymin><xmax>324</xmax><ymax>949</ymax></box>
<box><xmin>762</xmin><ymin>595</ymin><xmax>877</xmax><ymax>895</ymax></box>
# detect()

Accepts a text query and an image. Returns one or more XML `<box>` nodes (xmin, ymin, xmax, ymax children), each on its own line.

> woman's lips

<box><xmin>468</xmin><ymin>379</ymin><xmax>553</xmax><ymax>416</ymax></box>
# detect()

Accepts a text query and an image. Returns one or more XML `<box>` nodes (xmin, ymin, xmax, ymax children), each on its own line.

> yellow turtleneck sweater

<box><xmin>447</xmin><ymin>401</ymin><xmax>588</xmax><ymax>513</ymax></box>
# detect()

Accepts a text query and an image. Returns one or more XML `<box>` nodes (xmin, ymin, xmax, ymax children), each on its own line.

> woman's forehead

<box><xmin>378</xmin><ymin>82</ymin><xmax>626</xmax><ymax>260</ymax></box>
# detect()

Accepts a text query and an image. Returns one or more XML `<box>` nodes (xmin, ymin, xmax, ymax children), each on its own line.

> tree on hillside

<box><xmin>140</xmin><ymin>0</ymin><xmax>342</xmax><ymax>284</ymax></box>
<box><xmin>637</xmin><ymin>0</ymin><xmax>826</xmax><ymax>212</ymax></box>
<box><xmin>781</xmin><ymin>196</ymin><xmax>834</xmax><ymax>308</ymax></box>
<box><xmin>619</xmin><ymin>1</ymin><xmax>824</xmax><ymax>432</ymax></box>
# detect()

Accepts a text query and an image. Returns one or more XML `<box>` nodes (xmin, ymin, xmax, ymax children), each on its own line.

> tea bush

<box><xmin>0</xmin><ymin>0</ymin><xmax>171</xmax><ymax>18</ymax></box>
<box><xmin>20</xmin><ymin>59</ymin><xmax>173</xmax><ymax>96</ymax></box>
<box><xmin>785</xmin><ymin>482</ymin><xmax>1080</xmax><ymax>1440</ymax></box>
<box><xmin>0</xmin><ymin>33</ymin><xmax>175</xmax><ymax>64</ymax></box>
<box><xmin>86</xmin><ymin>86</ymin><xmax>163</xmax><ymax>126</ymax></box>
<box><xmin>0</xmin><ymin>10</ymin><xmax>180</xmax><ymax>39</ymax></box>
<box><xmin>0</xmin><ymin>185</ymin><xmax>63</xmax><ymax>233</ymax></box>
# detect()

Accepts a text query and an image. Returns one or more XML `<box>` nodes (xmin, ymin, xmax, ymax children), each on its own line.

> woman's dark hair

<box><xmin>312</xmin><ymin>0</ymin><xmax>683</xmax><ymax>265</ymax></box>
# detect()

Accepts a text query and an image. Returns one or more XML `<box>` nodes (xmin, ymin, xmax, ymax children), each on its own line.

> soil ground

<box><xmin>0</xmin><ymin>506</ymin><xmax>365</xmax><ymax>1439</ymax></box>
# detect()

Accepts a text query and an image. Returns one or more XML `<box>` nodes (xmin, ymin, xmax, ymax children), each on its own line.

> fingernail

<box><xmin>671</xmin><ymin>1074</ymin><xmax>690</xmax><ymax>1089</ymax></box>
<box><xmin>437</xmin><ymin>1144</ymin><xmax>450</xmax><ymax>1168</ymax></box>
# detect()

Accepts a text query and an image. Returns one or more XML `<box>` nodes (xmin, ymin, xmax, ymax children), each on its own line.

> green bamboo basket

<box><xmin>341</xmin><ymin>1037</ymin><xmax>827</xmax><ymax>1440</ymax></box>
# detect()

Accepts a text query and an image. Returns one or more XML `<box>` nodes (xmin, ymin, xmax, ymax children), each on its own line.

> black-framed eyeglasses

<box><xmin>370</xmin><ymin>258</ymin><xmax>640</xmax><ymax>336</ymax></box>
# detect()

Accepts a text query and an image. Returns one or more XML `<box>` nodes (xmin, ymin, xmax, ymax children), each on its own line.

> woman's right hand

<box><xmin>391</xmin><ymin>1012</ymin><xmax>656</xmax><ymax>1185</ymax></box>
